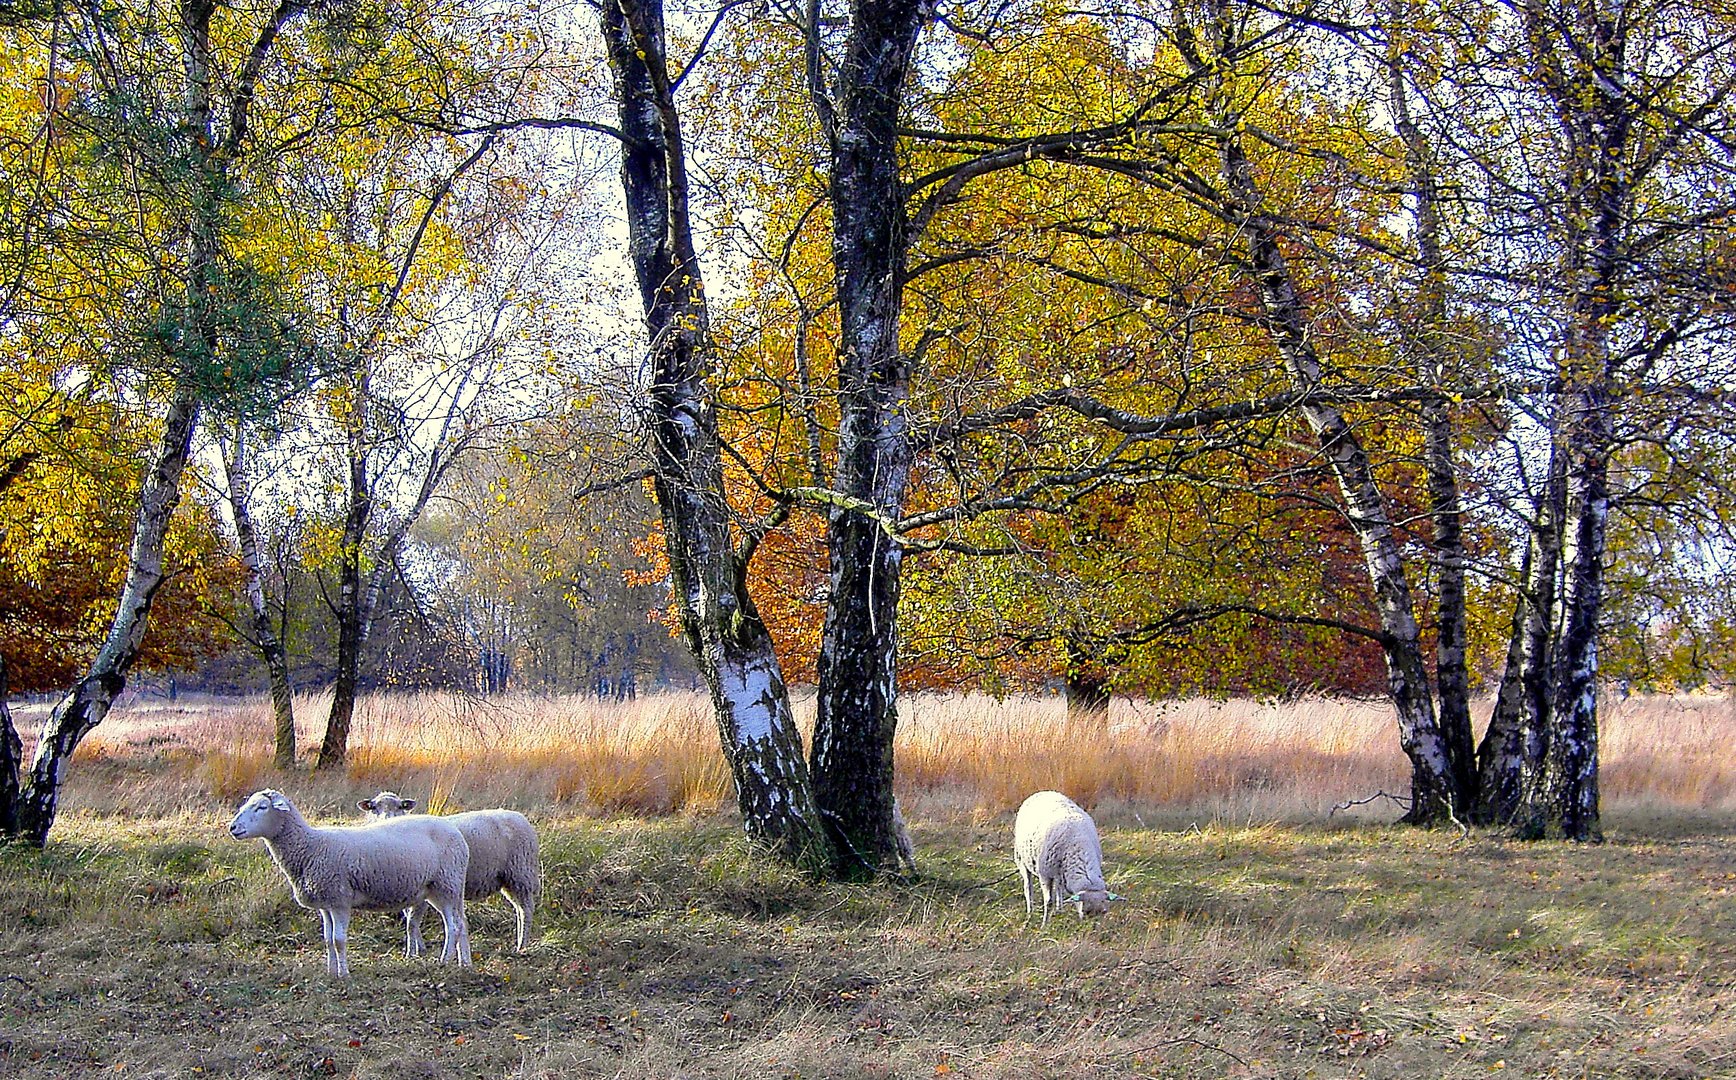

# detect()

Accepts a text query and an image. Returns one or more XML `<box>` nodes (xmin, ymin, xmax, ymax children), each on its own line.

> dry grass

<box><xmin>24</xmin><ymin>689</ymin><xmax>1736</xmax><ymax>824</ymax></box>
<box><xmin>2</xmin><ymin>812</ymin><xmax>1732</xmax><ymax>1078</ymax></box>
<box><xmin>3</xmin><ymin>691</ymin><xmax>1735</xmax><ymax>1077</ymax></box>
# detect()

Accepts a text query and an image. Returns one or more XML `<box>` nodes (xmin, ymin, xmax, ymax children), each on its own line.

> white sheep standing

<box><xmin>359</xmin><ymin>791</ymin><xmax>542</xmax><ymax>954</ymax></box>
<box><xmin>1013</xmin><ymin>790</ymin><xmax>1123</xmax><ymax>926</ymax></box>
<box><xmin>228</xmin><ymin>789</ymin><xmax>472</xmax><ymax>977</ymax></box>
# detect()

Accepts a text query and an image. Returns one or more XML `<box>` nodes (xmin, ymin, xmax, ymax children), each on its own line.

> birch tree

<box><xmin>220</xmin><ymin>421</ymin><xmax>298</xmax><ymax>769</ymax></box>
<box><xmin>1</xmin><ymin>0</ymin><xmax>324</xmax><ymax>844</ymax></box>
<box><xmin>597</xmin><ymin>0</ymin><xmax>837</xmax><ymax>870</ymax></box>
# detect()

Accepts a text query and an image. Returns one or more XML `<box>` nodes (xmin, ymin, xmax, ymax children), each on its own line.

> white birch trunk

<box><xmin>15</xmin><ymin>390</ymin><xmax>200</xmax><ymax>844</ymax></box>
<box><xmin>221</xmin><ymin>426</ymin><xmax>297</xmax><ymax>770</ymax></box>
<box><xmin>1188</xmin><ymin>6</ymin><xmax>1466</xmax><ymax>821</ymax></box>
<box><xmin>601</xmin><ymin>0</ymin><xmax>833</xmax><ymax>869</ymax></box>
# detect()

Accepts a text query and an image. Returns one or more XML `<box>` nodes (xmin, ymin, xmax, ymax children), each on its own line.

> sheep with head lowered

<box><xmin>228</xmin><ymin>789</ymin><xmax>472</xmax><ymax>977</ymax></box>
<box><xmin>359</xmin><ymin>791</ymin><xmax>542</xmax><ymax>954</ymax></box>
<box><xmin>1013</xmin><ymin>790</ymin><xmax>1124</xmax><ymax>926</ymax></box>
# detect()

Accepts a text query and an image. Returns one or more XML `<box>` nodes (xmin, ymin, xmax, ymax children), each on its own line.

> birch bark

<box><xmin>1183</xmin><ymin>3</ymin><xmax>1467</xmax><ymax>822</ymax></box>
<box><xmin>8</xmin><ymin>0</ymin><xmax>311</xmax><ymax>842</ymax></box>
<box><xmin>1510</xmin><ymin>0</ymin><xmax>1631</xmax><ymax>841</ymax></box>
<box><xmin>600</xmin><ymin>0</ymin><xmax>833</xmax><ymax>869</ymax></box>
<box><xmin>221</xmin><ymin>425</ymin><xmax>297</xmax><ymax>770</ymax></box>
<box><xmin>1389</xmin><ymin>57</ymin><xmax>1476</xmax><ymax>794</ymax></box>
<box><xmin>15</xmin><ymin>389</ymin><xmax>200</xmax><ymax>843</ymax></box>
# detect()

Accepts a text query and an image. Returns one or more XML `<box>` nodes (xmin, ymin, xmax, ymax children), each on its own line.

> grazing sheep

<box><xmin>1013</xmin><ymin>790</ymin><xmax>1123</xmax><ymax>926</ymax></box>
<box><xmin>359</xmin><ymin>791</ymin><xmax>542</xmax><ymax>954</ymax></box>
<box><xmin>228</xmin><ymin>789</ymin><xmax>472</xmax><ymax>977</ymax></box>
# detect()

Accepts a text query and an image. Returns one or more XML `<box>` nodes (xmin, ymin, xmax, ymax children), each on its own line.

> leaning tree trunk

<box><xmin>601</xmin><ymin>0</ymin><xmax>832</xmax><ymax>870</ymax></box>
<box><xmin>222</xmin><ymin>426</ymin><xmax>296</xmax><ymax>770</ymax></box>
<box><xmin>1190</xmin><ymin>25</ymin><xmax>1468</xmax><ymax>822</ymax></box>
<box><xmin>2</xmin><ymin>0</ymin><xmax>310</xmax><ymax>842</ymax></box>
<box><xmin>808</xmin><ymin>0</ymin><xmax>931</xmax><ymax>880</ymax></box>
<box><xmin>11</xmin><ymin>389</ymin><xmax>200</xmax><ymax>845</ymax></box>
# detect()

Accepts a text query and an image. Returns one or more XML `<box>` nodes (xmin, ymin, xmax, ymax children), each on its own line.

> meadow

<box><xmin>1</xmin><ymin>690</ymin><xmax>1733</xmax><ymax>1078</ymax></box>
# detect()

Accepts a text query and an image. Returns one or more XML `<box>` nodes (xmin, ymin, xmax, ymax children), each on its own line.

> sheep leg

<box><xmin>502</xmin><ymin>888</ymin><xmax>531</xmax><ymax>952</ymax></box>
<box><xmin>328</xmin><ymin>908</ymin><xmax>352</xmax><ymax>978</ymax></box>
<box><xmin>320</xmin><ymin>909</ymin><xmax>339</xmax><ymax>977</ymax></box>
<box><xmin>1019</xmin><ymin>863</ymin><xmax>1034</xmax><ymax>917</ymax></box>
<box><xmin>402</xmin><ymin>903</ymin><xmax>427</xmax><ymax>958</ymax></box>
<box><xmin>1038</xmin><ymin>878</ymin><xmax>1054</xmax><ymax>928</ymax></box>
<box><xmin>437</xmin><ymin>900</ymin><xmax>472</xmax><ymax>967</ymax></box>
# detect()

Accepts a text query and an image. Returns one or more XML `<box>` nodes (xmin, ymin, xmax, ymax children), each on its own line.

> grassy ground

<box><xmin>3</xmin><ymin>804</ymin><xmax>1733</xmax><ymax>1078</ymax></box>
<box><xmin>3</xmin><ymin>691</ymin><xmax>1734</xmax><ymax>1077</ymax></box>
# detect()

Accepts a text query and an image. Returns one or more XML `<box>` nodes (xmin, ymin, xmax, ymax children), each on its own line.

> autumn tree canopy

<box><xmin>0</xmin><ymin>0</ymin><xmax>1732</xmax><ymax>853</ymax></box>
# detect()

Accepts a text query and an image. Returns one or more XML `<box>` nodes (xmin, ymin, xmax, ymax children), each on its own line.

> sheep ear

<box><xmin>1063</xmin><ymin>892</ymin><xmax>1082</xmax><ymax>903</ymax></box>
<box><xmin>401</xmin><ymin>800</ymin><xmax>417</xmax><ymax>812</ymax></box>
<box><xmin>357</xmin><ymin>800</ymin><xmax>374</xmax><ymax>812</ymax></box>
<box><xmin>270</xmin><ymin>795</ymin><xmax>291</xmax><ymax>811</ymax></box>
<box><xmin>1107</xmin><ymin>891</ymin><xmax>1127</xmax><ymax>902</ymax></box>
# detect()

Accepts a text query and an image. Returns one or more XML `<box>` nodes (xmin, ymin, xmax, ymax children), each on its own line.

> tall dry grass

<box><xmin>30</xmin><ymin>687</ymin><xmax>1736</xmax><ymax>821</ymax></box>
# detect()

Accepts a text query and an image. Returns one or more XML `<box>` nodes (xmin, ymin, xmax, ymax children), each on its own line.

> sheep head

<box><xmin>358</xmin><ymin>791</ymin><xmax>416</xmax><ymax>818</ymax></box>
<box><xmin>1064</xmin><ymin>887</ymin><xmax>1111</xmax><ymax>917</ymax></box>
<box><xmin>229</xmin><ymin>789</ymin><xmax>292</xmax><ymax>840</ymax></box>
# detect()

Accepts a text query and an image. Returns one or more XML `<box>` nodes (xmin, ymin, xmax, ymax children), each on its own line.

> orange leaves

<box><xmin>0</xmin><ymin>395</ymin><xmax>239</xmax><ymax>691</ymax></box>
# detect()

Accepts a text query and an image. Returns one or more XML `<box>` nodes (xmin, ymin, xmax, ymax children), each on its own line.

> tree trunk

<box><xmin>1535</xmin><ymin>392</ymin><xmax>1609</xmax><ymax>841</ymax></box>
<box><xmin>1478</xmin><ymin>449</ymin><xmax>1566</xmax><ymax>823</ymax></box>
<box><xmin>1389</xmin><ymin>59</ymin><xmax>1477</xmax><ymax>794</ymax></box>
<box><xmin>0</xmin><ymin>653</ymin><xmax>23</xmax><ymax>837</ymax></box>
<box><xmin>808</xmin><ymin>0</ymin><xmax>931</xmax><ymax>880</ymax></box>
<box><xmin>316</xmin><ymin>430</ymin><xmax>370</xmax><ymax>771</ymax></box>
<box><xmin>221</xmin><ymin>425</ymin><xmax>297</xmax><ymax>770</ymax></box>
<box><xmin>600</xmin><ymin>0</ymin><xmax>832</xmax><ymax>871</ymax></box>
<box><xmin>1190</xmin><ymin>20</ymin><xmax>1466</xmax><ymax>822</ymax></box>
<box><xmin>1476</xmin><ymin>546</ymin><xmax>1535</xmax><ymax>824</ymax></box>
<box><xmin>1063</xmin><ymin>636</ymin><xmax>1113</xmax><ymax>729</ymax></box>
<box><xmin>1506</xmin><ymin>0</ymin><xmax>1628</xmax><ymax>842</ymax></box>
<box><xmin>11</xmin><ymin>389</ymin><xmax>200</xmax><ymax>845</ymax></box>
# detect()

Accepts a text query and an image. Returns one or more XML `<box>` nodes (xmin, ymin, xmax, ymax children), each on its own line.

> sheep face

<box><xmin>229</xmin><ymin>789</ymin><xmax>291</xmax><ymax>840</ymax></box>
<box><xmin>1069</xmin><ymin>888</ymin><xmax>1111</xmax><ymax>917</ymax></box>
<box><xmin>358</xmin><ymin>791</ymin><xmax>415</xmax><ymax>818</ymax></box>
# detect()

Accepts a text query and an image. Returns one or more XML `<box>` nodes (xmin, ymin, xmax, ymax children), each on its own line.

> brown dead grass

<box><xmin>25</xmin><ymin>689</ymin><xmax>1735</xmax><ymax>824</ymax></box>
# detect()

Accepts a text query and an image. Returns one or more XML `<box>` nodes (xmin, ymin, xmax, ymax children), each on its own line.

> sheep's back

<box><xmin>1014</xmin><ymin>792</ymin><xmax>1103</xmax><ymax>884</ymax></box>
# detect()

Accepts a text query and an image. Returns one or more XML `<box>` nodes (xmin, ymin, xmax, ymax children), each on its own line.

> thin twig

<box><xmin>1328</xmin><ymin>790</ymin><xmax>1413</xmax><ymax>816</ymax></box>
<box><xmin>1114</xmin><ymin>1034</ymin><xmax>1251</xmax><ymax>1067</ymax></box>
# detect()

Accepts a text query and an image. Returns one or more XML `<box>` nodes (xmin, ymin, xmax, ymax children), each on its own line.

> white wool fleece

<box><xmin>229</xmin><ymin>789</ymin><xmax>472</xmax><ymax>976</ymax></box>
<box><xmin>1013</xmin><ymin>790</ymin><xmax>1113</xmax><ymax>926</ymax></box>
<box><xmin>360</xmin><ymin>791</ymin><xmax>542</xmax><ymax>954</ymax></box>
